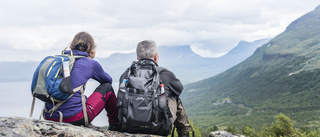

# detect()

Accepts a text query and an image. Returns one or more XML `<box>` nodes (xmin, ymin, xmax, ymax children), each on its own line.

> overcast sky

<box><xmin>0</xmin><ymin>0</ymin><xmax>319</xmax><ymax>62</ymax></box>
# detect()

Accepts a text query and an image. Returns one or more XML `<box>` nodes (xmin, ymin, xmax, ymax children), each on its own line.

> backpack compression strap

<box><xmin>44</xmin><ymin>84</ymin><xmax>89</xmax><ymax>126</ymax></box>
<box><xmin>46</xmin><ymin>84</ymin><xmax>84</xmax><ymax>115</ymax></box>
<box><xmin>80</xmin><ymin>84</ymin><xmax>89</xmax><ymax>127</ymax></box>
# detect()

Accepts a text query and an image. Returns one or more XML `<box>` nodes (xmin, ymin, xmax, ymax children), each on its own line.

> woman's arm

<box><xmin>90</xmin><ymin>59</ymin><xmax>112</xmax><ymax>84</ymax></box>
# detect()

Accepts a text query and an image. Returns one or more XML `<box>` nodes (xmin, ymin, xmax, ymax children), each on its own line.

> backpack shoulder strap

<box><xmin>155</xmin><ymin>66</ymin><xmax>166</xmax><ymax>84</ymax></box>
<box><xmin>65</xmin><ymin>55</ymin><xmax>85</xmax><ymax>73</ymax></box>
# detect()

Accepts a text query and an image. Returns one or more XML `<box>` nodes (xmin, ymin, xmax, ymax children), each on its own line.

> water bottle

<box><xmin>119</xmin><ymin>79</ymin><xmax>127</xmax><ymax>93</ymax></box>
<box><xmin>62</xmin><ymin>61</ymin><xmax>70</xmax><ymax>77</ymax></box>
<box><xmin>160</xmin><ymin>84</ymin><xmax>165</xmax><ymax>94</ymax></box>
<box><xmin>159</xmin><ymin>84</ymin><xmax>166</xmax><ymax>110</ymax></box>
<box><xmin>117</xmin><ymin>79</ymin><xmax>127</xmax><ymax>107</ymax></box>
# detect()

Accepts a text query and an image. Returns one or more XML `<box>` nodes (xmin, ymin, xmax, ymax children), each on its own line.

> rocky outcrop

<box><xmin>0</xmin><ymin>117</ymin><xmax>161</xmax><ymax>137</ymax></box>
<box><xmin>209</xmin><ymin>131</ymin><xmax>246</xmax><ymax>137</ymax></box>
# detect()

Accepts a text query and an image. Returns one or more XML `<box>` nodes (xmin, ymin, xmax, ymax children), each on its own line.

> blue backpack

<box><xmin>29</xmin><ymin>49</ymin><xmax>86</xmax><ymax>123</ymax></box>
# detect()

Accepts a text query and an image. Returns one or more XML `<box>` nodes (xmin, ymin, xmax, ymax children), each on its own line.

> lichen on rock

<box><xmin>0</xmin><ymin>117</ymin><xmax>160</xmax><ymax>137</ymax></box>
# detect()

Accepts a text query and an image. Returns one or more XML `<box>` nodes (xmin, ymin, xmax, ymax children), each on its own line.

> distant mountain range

<box><xmin>0</xmin><ymin>38</ymin><xmax>270</xmax><ymax>84</ymax></box>
<box><xmin>96</xmin><ymin>39</ymin><xmax>270</xmax><ymax>84</ymax></box>
<box><xmin>181</xmin><ymin>5</ymin><xmax>320</xmax><ymax>129</ymax></box>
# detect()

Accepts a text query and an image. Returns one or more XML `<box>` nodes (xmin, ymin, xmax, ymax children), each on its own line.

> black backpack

<box><xmin>117</xmin><ymin>59</ymin><xmax>172</xmax><ymax>136</ymax></box>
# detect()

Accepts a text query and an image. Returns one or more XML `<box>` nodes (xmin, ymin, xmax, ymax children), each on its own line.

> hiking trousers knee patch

<box><xmin>93</xmin><ymin>83</ymin><xmax>114</xmax><ymax>101</ymax></box>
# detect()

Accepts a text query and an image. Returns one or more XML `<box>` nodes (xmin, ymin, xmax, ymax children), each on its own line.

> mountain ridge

<box><xmin>0</xmin><ymin>39</ymin><xmax>270</xmax><ymax>84</ymax></box>
<box><xmin>180</xmin><ymin>4</ymin><xmax>320</xmax><ymax>129</ymax></box>
<box><xmin>97</xmin><ymin>39</ymin><xmax>270</xmax><ymax>84</ymax></box>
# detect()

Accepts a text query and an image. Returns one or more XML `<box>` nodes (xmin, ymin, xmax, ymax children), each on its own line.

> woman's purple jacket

<box><xmin>44</xmin><ymin>50</ymin><xmax>112</xmax><ymax>119</ymax></box>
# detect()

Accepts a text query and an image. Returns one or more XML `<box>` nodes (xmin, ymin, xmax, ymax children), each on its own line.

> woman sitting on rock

<box><xmin>43</xmin><ymin>32</ymin><xmax>118</xmax><ymax>130</ymax></box>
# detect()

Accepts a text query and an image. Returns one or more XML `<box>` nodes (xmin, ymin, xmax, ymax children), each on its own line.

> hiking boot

<box><xmin>108</xmin><ymin>125</ymin><xmax>119</xmax><ymax>131</ymax></box>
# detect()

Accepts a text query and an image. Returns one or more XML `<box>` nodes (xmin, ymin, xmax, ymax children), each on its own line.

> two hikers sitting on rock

<box><xmin>36</xmin><ymin>32</ymin><xmax>191</xmax><ymax>137</ymax></box>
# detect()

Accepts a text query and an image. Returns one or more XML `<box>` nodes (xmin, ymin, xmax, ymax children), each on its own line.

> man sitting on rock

<box><xmin>119</xmin><ymin>40</ymin><xmax>191</xmax><ymax>136</ymax></box>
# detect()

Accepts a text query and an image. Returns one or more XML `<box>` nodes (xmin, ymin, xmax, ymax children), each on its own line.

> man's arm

<box><xmin>160</xmin><ymin>69</ymin><xmax>183</xmax><ymax>96</ymax></box>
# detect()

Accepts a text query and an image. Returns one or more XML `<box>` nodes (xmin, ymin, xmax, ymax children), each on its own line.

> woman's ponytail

<box><xmin>74</xmin><ymin>41</ymin><xmax>89</xmax><ymax>52</ymax></box>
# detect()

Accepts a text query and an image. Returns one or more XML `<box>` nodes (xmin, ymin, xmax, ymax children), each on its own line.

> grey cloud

<box><xmin>0</xmin><ymin>0</ymin><xmax>318</xmax><ymax>61</ymax></box>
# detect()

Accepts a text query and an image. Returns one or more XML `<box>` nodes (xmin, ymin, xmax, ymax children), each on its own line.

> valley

<box><xmin>181</xmin><ymin>4</ymin><xmax>320</xmax><ymax>130</ymax></box>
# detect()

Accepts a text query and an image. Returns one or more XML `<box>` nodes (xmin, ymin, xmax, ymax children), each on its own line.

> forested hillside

<box><xmin>181</xmin><ymin>5</ymin><xmax>320</xmax><ymax>130</ymax></box>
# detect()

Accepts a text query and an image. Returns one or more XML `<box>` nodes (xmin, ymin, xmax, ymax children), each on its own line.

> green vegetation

<box><xmin>225</xmin><ymin>125</ymin><xmax>239</xmax><ymax>135</ymax></box>
<box><xmin>183</xmin><ymin>63</ymin><xmax>320</xmax><ymax>130</ymax></box>
<box><xmin>100</xmin><ymin>114</ymin><xmax>320</xmax><ymax>136</ymax></box>
<box><xmin>241</xmin><ymin>113</ymin><xmax>320</xmax><ymax>137</ymax></box>
<box><xmin>180</xmin><ymin>4</ymin><xmax>320</xmax><ymax>133</ymax></box>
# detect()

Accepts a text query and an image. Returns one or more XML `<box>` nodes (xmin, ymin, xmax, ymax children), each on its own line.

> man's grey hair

<box><xmin>136</xmin><ymin>40</ymin><xmax>158</xmax><ymax>59</ymax></box>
